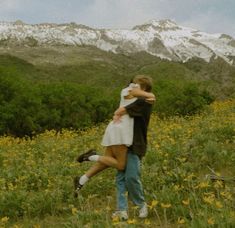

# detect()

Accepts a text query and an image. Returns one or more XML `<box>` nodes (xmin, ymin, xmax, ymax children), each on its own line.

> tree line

<box><xmin>0</xmin><ymin>74</ymin><xmax>214</xmax><ymax>137</ymax></box>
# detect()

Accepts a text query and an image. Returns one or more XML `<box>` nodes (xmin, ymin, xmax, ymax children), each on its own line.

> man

<box><xmin>75</xmin><ymin>75</ymin><xmax>154</xmax><ymax>219</ymax></box>
<box><xmin>112</xmin><ymin>86</ymin><xmax>153</xmax><ymax>220</ymax></box>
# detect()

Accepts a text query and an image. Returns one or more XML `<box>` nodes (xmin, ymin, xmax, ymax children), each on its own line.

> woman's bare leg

<box><xmin>111</xmin><ymin>145</ymin><xmax>128</xmax><ymax>171</ymax></box>
<box><xmin>85</xmin><ymin>145</ymin><xmax>128</xmax><ymax>177</ymax></box>
<box><xmin>75</xmin><ymin>146</ymin><xmax>128</xmax><ymax>195</ymax></box>
<box><xmin>85</xmin><ymin>146</ymin><xmax>112</xmax><ymax>178</ymax></box>
<box><xmin>96</xmin><ymin>145</ymin><xmax>127</xmax><ymax>170</ymax></box>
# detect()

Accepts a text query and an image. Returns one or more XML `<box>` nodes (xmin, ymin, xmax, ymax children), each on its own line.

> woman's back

<box><xmin>101</xmin><ymin>84</ymin><xmax>138</xmax><ymax>147</ymax></box>
<box><xmin>119</xmin><ymin>83</ymin><xmax>139</xmax><ymax>107</ymax></box>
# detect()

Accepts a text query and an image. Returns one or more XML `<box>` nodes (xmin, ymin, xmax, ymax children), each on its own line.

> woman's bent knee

<box><xmin>117</xmin><ymin>163</ymin><xmax>126</xmax><ymax>171</ymax></box>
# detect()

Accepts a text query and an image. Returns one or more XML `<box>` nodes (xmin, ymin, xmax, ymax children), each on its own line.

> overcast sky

<box><xmin>1</xmin><ymin>0</ymin><xmax>235</xmax><ymax>37</ymax></box>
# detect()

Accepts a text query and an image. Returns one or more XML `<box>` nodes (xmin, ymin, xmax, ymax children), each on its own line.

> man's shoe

<box><xmin>139</xmin><ymin>203</ymin><xmax>148</xmax><ymax>218</ymax></box>
<box><xmin>73</xmin><ymin>176</ymin><xmax>83</xmax><ymax>198</ymax></box>
<box><xmin>76</xmin><ymin>149</ymin><xmax>97</xmax><ymax>163</ymax></box>
<box><xmin>112</xmin><ymin>210</ymin><xmax>128</xmax><ymax>221</ymax></box>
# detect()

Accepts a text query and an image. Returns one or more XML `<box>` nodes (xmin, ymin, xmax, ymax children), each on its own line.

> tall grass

<box><xmin>0</xmin><ymin>100</ymin><xmax>234</xmax><ymax>227</ymax></box>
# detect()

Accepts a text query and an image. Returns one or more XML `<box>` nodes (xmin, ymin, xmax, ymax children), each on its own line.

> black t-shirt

<box><xmin>125</xmin><ymin>98</ymin><xmax>152</xmax><ymax>158</ymax></box>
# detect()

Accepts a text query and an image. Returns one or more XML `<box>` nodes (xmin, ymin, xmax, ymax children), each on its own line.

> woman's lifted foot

<box><xmin>76</xmin><ymin>149</ymin><xmax>97</xmax><ymax>163</ymax></box>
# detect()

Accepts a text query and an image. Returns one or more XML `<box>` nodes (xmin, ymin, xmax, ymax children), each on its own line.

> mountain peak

<box><xmin>13</xmin><ymin>20</ymin><xmax>25</xmax><ymax>25</ymax></box>
<box><xmin>148</xmin><ymin>19</ymin><xmax>178</xmax><ymax>27</ymax></box>
<box><xmin>133</xmin><ymin>19</ymin><xmax>180</xmax><ymax>31</ymax></box>
<box><xmin>0</xmin><ymin>19</ymin><xmax>234</xmax><ymax>64</ymax></box>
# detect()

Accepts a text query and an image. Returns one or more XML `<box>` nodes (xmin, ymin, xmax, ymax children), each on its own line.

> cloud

<box><xmin>77</xmin><ymin>0</ymin><xmax>235</xmax><ymax>37</ymax></box>
<box><xmin>179</xmin><ymin>3</ymin><xmax>235</xmax><ymax>37</ymax></box>
<box><xmin>0</xmin><ymin>0</ymin><xmax>32</xmax><ymax>21</ymax></box>
<box><xmin>77</xmin><ymin>0</ymin><xmax>156</xmax><ymax>28</ymax></box>
<box><xmin>0</xmin><ymin>0</ymin><xmax>21</xmax><ymax>10</ymax></box>
<box><xmin>182</xmin><ymin>11</ymin><xmax>235</xmax><ymax>36</ymax></box>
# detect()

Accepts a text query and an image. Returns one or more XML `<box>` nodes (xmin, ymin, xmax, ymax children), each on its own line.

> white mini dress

<box><xmin>101</xmin><ymin>84</ymin><xmax>138</xmax><ymax>147</ymax></box>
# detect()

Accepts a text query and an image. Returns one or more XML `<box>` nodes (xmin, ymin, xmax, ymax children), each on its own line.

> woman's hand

<box><xmin>145</xmin><ymin>96</ymin><xmax>156</xmax><ymax>104</ymax></box>
<box><xmin>114</xmin><ymin>107</ymin><xmax>126</xmax><ymax>116</ymax></box>
<box><xmin>130</xmin><ymin>88</ymin><xmax>155</xmax><ymax>99</ymax></box>
<box><xmin>113</xmin><ymin>114</ymin><xmax>122</xmax><ymax>123</ymax></box>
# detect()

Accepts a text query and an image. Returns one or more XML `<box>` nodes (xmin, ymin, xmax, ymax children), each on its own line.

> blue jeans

<box><xmin>116</xmin><ymin>150</ymin><xmax>145</xmax><ymax>211</ymax></box>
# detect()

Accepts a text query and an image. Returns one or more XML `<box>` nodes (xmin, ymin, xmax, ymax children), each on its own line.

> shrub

<box><xmin>153</xmin><ymin>80</ymin><xmax>214</xmax><ymax>117</ymax></box>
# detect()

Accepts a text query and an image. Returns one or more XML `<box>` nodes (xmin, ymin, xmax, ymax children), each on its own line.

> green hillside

<box><xmin>0</xmin><ymin>46</ymin><xmax>235</xmax><ymax>136</ymax></box>
<box><xmin>1</xmin><ymin>46</ymin><xmax>234</xmax><ymax>96</ymax></box>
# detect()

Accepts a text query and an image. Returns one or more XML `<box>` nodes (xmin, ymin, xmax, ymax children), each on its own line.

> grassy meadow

<box><xmin>0</xmin><ymin>99</ymin><xmax>234</xmax><ymax>227</ymax></box>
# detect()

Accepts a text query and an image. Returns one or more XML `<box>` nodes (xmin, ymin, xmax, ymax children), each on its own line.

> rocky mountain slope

<box><xmin>0</xmin><ymin>19</ymin><xmax>235</xmax><ymax>64</ymax></box>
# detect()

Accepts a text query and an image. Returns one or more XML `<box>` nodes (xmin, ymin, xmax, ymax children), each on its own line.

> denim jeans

<box><xmin>116</xmin><ymin>150</ymin><xmax>145</xmax><ymax>211</ymax></box>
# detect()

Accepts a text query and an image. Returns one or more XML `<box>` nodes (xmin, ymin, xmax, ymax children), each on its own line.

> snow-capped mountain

<box><xmin>0</xmin><ymin>19</ymin><xmax>235</xmax><ymax>64</ymax></box>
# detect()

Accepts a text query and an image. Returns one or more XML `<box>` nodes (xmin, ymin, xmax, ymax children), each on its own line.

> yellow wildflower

<box><xmin>178</xmin><ymin>157</ymin><xmax>187</xmax><ymax>162</ymax></box>
<box><xmin>94</xmin><ymin>209</ymin><xmax>100</xmax><ymax>214</ymax></box>
<box><xmin>173</xmin><ymin>184</ymin><xmax>180</xmax><ymax>191</ymax></box>
<box><xmin>71</xmin><ymin>207</ymin><xmax>78</xmax><ymax>215</ymax></box>
<box><xmin>132</xmin><ymin>205</ymin><xmax>139</xmax><ymax>210</ymax></box>
<box><xmin>204</xmin><ymin>192</ymin><xmax>215</xmax><ymax>196</ymax></box>
<box><xmin>13</xmin><ymin>225</ymin><xmax>22</xmax><ymax>228</ymax></box>
<box><xmin>197</xmin><ymin>181</ymin><xmax>210</xmax><ymax>188</ymax></box>
<box><xmin>184</xmin><ymin>173</ymin><xmax>195</xmax><ymax>181</ymax></box>
<box><xmin>182</xmin><ymin>199</ymin><xmax>190</xmax><ymax>206</ymax></box>
<box><xmin>33</xmin><ymin>225</ymin><xmax>41</xmax><ymax>228</ymax></box>
<box><xmin>203</xmin><ymin>195</ymin><xmax>214</xmax><ymax>205</ymax></box>
<box><xmin>1</xmin><ymin>216</ymin><xmax>9</xmax><ymax>223</ymax></box>
<box><xmin>144</xmin><ymin>219</ymin><xmax>151</xmax><ymax>225</ymax></box>
<box><xmin>215</xmin><ymin>201</ymin><xmax>223</xmax><ymax>209</ymax></box>
<box><xmin>213</xmin><ymin>180</ymin><xmax>224</xmax><ymax>188</ymax></box>
<box><xmin>161</xmin><ymin>203</ymin><xmax>172</xmax><ymax>208</ymax></box>
<box><xmin>149</xmin><ymin>200</ymin><xmax>158</xmax><ymax>209</ymax></box>
<box><xmin>220</xmin><ymin>191</ymin><xmax>232</xmax><ymax>200</ymax></box>
<box><xmin>105</xmin><ymin>206</ymin><xmax>111</xmax><ymax>211</ymax></box>
<box><xmin>112</xmin><ymin>216</ymin><xmax>120</xmax><ymax>223</ymax></box>
<box><xmin>230</xmin><ymin>211</ymin><xmax>235</xmax><ymax>218</ymax></box>
<box><xmin>207</xmin><ymin>217</ymin><xmax>215</xmax><ymax>225</ymax></box>
<box><xmin>127</xmin><ymin>219</ymin><xmax>137</xmax><ymax>224</ymax></box>
<box><xmin>8</xmin><ymin>183</ymin><xmax>14</xmax><ymax>191</ymax></box>
<box><xmin>177</xmin><ymin>217</ymin><xmax>186</xmax><ymax>224</ymax></box>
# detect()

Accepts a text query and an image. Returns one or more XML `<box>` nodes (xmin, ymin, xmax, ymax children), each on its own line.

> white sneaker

<box><xmin>112</xmin><ymin>210</ymin><xmax>128</xmax><ymax>221</ymax></box>
<box><xmin>139</xmin><ymin>203</ymin><xmax>148</xmax><ymax>218</ymax></box>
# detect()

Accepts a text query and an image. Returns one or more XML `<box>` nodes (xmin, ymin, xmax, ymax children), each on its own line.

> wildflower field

<box><xmin>0</xmin><ymin>100</ymin><xmax>234</xmax><ymax>227</ymax></box>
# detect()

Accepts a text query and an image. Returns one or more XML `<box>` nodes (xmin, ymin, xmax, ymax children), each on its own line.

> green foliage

<box><xmin>153</xmin><ymin>80</ymin><xmax>214</xmax><ymax>117</ymax></box>
<box><xmin>184</xmin><ymin>57</ymin><xmax>235</xmax><ymax>99</ymax></box>
<box><xmin>0</xmin><ymin>54</ymin><xmax>44</xmax><ymax>81</ymax></box>
<box><xmin>1</xmin><ymin>46</ymin><xmax>234</xmax><ymax>96</ymax></box>
<box><xmin>0</xmin><ymin>52</ymin><xmax>231</xmax><ymax>136</ymax></box>
<box><xmin>138</xmin><ymin>60</ymin><xmax>197</xmax><ymax>81</ymax></box>
<box><xmin>0</xmin><ymin>74</ymin><xmax>119</xmax><ymax>136</ymax></box>
<box><xmin>38</xmin><ymin>83</ymin><xmax>117</xmax><ymax>131</ymax></box>
<box><xmin>0</xmin><ymin>75</ymin><xmax>41</xmax><ymax>136</ymax></box>
<box><xmin>190</xmin><ymin>122</ymin><xmax>235</xmax><ymax>167</ymax></box>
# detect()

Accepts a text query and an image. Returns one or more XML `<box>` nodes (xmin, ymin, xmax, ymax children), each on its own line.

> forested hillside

<box><xmin>0</xmin><ymin>46</ymin><xmax>235</xmax><ymax>136</ymax></box>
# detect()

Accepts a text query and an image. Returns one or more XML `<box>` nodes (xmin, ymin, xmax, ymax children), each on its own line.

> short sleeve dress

<box><xmin>101</xmin><ymin>83</ymin><xmax>138</xmax><ymax>147</ymax></box>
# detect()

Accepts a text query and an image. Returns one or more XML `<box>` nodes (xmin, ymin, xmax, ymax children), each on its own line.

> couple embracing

<box><xmin>74</xmin><ymin>75</ymin><xmax>155</xmax><ymax>220</ymax></box>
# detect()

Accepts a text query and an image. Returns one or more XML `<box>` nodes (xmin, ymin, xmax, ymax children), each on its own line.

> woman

<box><xmin>74</xmin><ymin>75</ymin><xmax>155</xmax><ymax>197</ymax></box>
